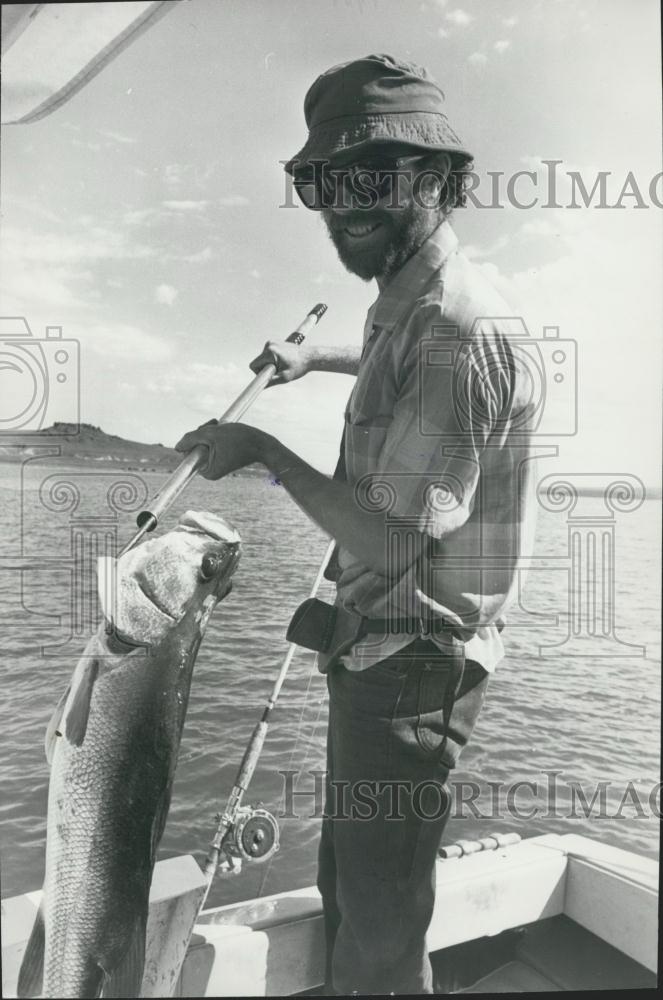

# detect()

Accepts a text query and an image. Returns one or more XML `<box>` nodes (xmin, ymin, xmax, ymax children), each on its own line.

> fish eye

<box><xmin>200</xmin><ymin>553</ymin><xmax>221</xmax><ymax>581</ymax></box>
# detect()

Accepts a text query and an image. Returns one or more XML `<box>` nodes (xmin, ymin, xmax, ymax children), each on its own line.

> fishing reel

<box><xmin>218</xmin><ymin>806</ymin><xmax>279</xmax><ymax>875</ymax></box>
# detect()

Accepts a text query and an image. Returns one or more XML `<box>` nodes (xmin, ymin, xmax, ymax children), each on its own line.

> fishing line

<box><xmin>197</xmin><ymin>538</ymin><xmax>335</xmax><ymax>910</ymax></box>
<box><xmin>255</xmin><ymin>554</ymin><xmax>333</xmax><ymax>898</ymax></box>
<box><xmin>256</xmin><ymin>654</ymin><xmax>328</xmax><ymax>899</ymax></box>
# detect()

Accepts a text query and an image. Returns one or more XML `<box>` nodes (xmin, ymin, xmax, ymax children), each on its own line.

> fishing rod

<box><xmin>160</xmin><ymin>542</ymin><xmax>334</xmax><ymax>996</ymax></box>
<box><xmin>199</xmin><ymin>538</ymin><xmax>335</xmax><ymax>896</ymax></box>
<box><xmin>119</xmin><ymin>302</ymin><xmax>328</xmax><ymax>556</ymax></box>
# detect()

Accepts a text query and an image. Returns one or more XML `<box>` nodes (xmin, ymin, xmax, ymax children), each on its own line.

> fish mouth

<box><xmin>137</xmin><ymin>578</ymin><xmax>177</xmax><ymax>621</ymax></box>
<box><xmin>217</xmin><ymin>541</ymin><xmax>241</xmax><ymax>591</ymax></box>
<box><xmin>97</xmin><ymin>511</ymin><xmax>241</xmax><ymax>644</ymax></box>
<box><xmin>178</xmin><ymin>510</ymin><xmax>240</xmax><ymax>544</ymax></box>
<box><xmin>134</xmin><ymin>539</ymin><xmax>240</xmax><ymax>620</ymax></box>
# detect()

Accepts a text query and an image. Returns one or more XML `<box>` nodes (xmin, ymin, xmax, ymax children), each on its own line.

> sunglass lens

<box><xmin>293</xmin><ymin>167</ymin><xmax>334</xmax><ymax>211</ymax></box>
<box><xmin>293</xmin><ymin>157</ymin><xmax>407</xmax><ymax>210</ymax></box>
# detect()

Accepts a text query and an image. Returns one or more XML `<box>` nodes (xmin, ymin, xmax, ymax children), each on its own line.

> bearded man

<box><xmin>177</xmin><ymin>54</ymin><xmax>536</xmax><ymax>995</ymax></box>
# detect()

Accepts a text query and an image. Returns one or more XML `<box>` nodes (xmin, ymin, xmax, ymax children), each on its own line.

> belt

<box><xmin>286</xmin><ymin>598</ymin><xmax>461</xmax><ymax>658</ymax></box>
<box><xmin>286</xmin><ymin>598</ymin><xmax>466</xmax><ymax>762</ymax></box>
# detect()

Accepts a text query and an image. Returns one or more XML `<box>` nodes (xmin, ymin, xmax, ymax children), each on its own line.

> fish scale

<box><xmin>44</xmin><ymin>654</ymin><xmax>165</xmax><ymax>995</ymax></box>
<box><xmin>18</xmin><ymin>511</ymin><xmax>241</xmax><ymax>999</ymax></box>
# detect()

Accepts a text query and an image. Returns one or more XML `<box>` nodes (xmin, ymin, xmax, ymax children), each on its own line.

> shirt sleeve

<box><xmin>366</xmin><ymin>303</ymin><xmax>502</xmax><ymax>540</ymax></box>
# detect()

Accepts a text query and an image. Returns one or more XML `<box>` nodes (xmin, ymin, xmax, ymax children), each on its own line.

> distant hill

<box><xmin>0</xmin><ymin>425</ymin><xmax>659</xmax><ymax>495</ymax></box>
<box><xmin>0</xmin><ymin>422</ymin><xmax>266</xmax><ymax>476</ymax></box>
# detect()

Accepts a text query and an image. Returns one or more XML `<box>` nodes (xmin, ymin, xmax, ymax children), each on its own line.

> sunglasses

<box><xmin>292</xmin><ymin>153</ymin><xmax>430</xmax><ymax>211</ymax></box>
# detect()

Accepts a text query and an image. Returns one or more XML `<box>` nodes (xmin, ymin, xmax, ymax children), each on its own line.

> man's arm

<box><xmin>306</xmin><ymin>345</ymin><xmax>361</xmax><ymax>376</ymax></box>
<box><xmin>174</xmin><ymin>422</ymin><xmax>422</xmax><ymax>576</ymax></box>
<box><xmin>249</xmin><ymin>342</ymin><xmax>361</xmax><ymax>384</ymax></box>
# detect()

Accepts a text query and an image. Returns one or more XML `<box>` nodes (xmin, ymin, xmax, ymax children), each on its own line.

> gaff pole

<box><xmin>119</xmin><ymin>302</ymin><xmax>327</xmax><ymax>556</ymax></box>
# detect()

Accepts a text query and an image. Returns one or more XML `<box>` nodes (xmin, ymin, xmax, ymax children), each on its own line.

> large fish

<box><xmin>18</xmin><ymin>510</ymin><xmax>241</xmax><ymax>999</ymax></box>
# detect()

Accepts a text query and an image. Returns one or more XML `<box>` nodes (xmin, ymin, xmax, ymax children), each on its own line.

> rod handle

<box><xmin>284</xmin><ymin>302</ymin><xmax>327</xmax><ymax>346</ymax></box>
<box><xmin>235</xmin><ymin>721</ymin><xmax>268</xmax><ymax>791</ymax></box>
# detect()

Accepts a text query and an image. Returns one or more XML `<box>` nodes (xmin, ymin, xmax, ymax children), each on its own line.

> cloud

<box><xmin>468</xmin><ymin>52</ymin><xmax>487</xmax><ymax>66</ymax></box>
<box><xmin>0</xmin><ymin>219</ymin><xmax>157</xmax><ymax>327</ymax></box>
<box><xmin>0</xmin><ymin>258</ymin><xmax>89</xmax><ymax>313</ymax></box>
<box><xmin>69</xmin><ymin>128</ymin><xmax>139</xmax><ymax>151</ymax></box>
<box><xmin>4</xmin><ymin>195</ymin><xmax>63</xmax><ymax>224</ymax></box>
<box><xmin>162</xmin><ymin>200</ymin><xmax>209</xmax><ymax>211</ymax></box>
<box><xmin>1</xmin><ymin>224</ymin><xmax>154</xmax><ymax>265</ymax></box>
<box><xmin>84</xmin><ymin>323</ymin><xmax>175</xmax><ymax>362</ymax></box>
<box><xmin>162</xmin><ymin>162</ymin><xmax>217</xmax><ymax>191</ymax></box>
<box><xmin>469</xmin><ymin>216</ymin><xmax>661</xmax><ymax>481</ymax></box>
<box><xmin>123</xmin><ymin>200</ymin><xmax>212</xmax><ymax>227</ymax></box>
<box><xmin>71</xmin><ymin>138</ymin><xmax>102</xmax><ymax>152</ymax></box>
<box><xmin>219</xmin><ymin>195</ymin><xmax>250</xmax><ymax>207</ymax></box>
<box><xmin>437</xmin><ymin>27</ymin><xmax>449</xmax><ymax>39</ymax></box>
<box><xmin>311</xmin><ymin>271</ymin><xmax>344</xmax><ymax>286</ymax></box>
<box><xmin>163</xmin><ymin>163</ymin><xmax>189</xmax><ymax>188</ymax></box>
<box><xmin>123</xmin><ymin>208</ymin><xmax>156</xmax><ymax>226</ymax></box>
<box><xmin>517</xmin><ymin>218</ymin><xmax>567</xmax><ymax>239</ymax></box>
<box><xmin>143</xmin><ymin>361</ymin><xmax>246</xmax><ymax>414</ymax></box>
<box><xmin>155</xmin><ymin>283</ymin><xmax>178</xmax><ymax>306</ymax></box>
<box><xmin>463</xmin><ymin>233</ymin><xmax>510</xmax><ymax>260</ymax></box>
<box><xmin>503</xmin><ymin>15</ymin><xmax>518</xmax><ymax>27</ymax></box>
<box><xmin>446</xmin><ymin>8</ymin><xmax>473</xmax><ymax>26</ymax></box>
<box><xmin>494</xmin><ymin>40</ymin><xmax>511</xmax><ymax>53</ymax></box>
<box><xmin>98</xmin><ymin>129</ymin><xmax>137</xmax><ymax>145</ymax></box>
<box><xmin>175</xmin><ymin>246</ymin><xmax>214</xmax><ymax>264</ymax></box>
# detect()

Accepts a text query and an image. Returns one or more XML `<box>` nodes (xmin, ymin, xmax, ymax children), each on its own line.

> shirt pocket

<box><xmin>344</xmin><ymin>411</ymin><xmax>393</xmax><ymax>484</ymax></box>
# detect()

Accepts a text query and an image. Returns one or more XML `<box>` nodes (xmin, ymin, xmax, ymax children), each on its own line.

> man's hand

<box><xmin>175</xmin><ymin>421</ymin><xmax>270</xmax><ymax>479</ymax></box>
<box><xmin>249</xmin><ymin>341</ymin><xmax>312</xmax><ymax>386</ymax></box>
<box><xmin>175</xmin><ymin>420</ymin><xmax>420</xmax><ymax>575</ymax></box>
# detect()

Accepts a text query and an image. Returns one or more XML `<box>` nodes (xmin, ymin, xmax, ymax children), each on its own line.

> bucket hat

<box><xmin>285</xmin><ymin>53</ymin><xmax>472</xmax><ymax>174</ymax></box>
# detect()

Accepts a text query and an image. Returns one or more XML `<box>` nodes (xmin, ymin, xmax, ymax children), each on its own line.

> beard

<box><xmin>322</xmin><ymin>200</ymin><xmax>441</xmax><ymax>283</ymax></box>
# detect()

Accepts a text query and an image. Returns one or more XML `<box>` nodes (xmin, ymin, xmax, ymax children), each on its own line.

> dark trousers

<box><xmin>317</xmin><ymin>638</ymin><xmax>489</xmax><ymax>995</ymax></box>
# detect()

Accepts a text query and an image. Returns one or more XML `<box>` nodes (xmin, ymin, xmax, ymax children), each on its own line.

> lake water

<box><xmin>0</xmin><ymin>461</ymin><xmax>660</xmax><ymax>910</ymax></box>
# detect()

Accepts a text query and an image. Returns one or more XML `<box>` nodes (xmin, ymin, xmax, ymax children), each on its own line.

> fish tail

<box><xmin>17</xmin><ymin>903</ymin><xmax>44</xmax><ymax>998</ymax></box>
<box><xmin>100</xmin><ymin>914</ymin><xmax>146</xmax><ymax>998</ymax></box>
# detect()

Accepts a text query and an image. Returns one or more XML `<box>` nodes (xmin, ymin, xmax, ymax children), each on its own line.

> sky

<box><xmin>1</xmin><ymin>0</ymin><xmax>661</xmax><ymax>483</ymax></box>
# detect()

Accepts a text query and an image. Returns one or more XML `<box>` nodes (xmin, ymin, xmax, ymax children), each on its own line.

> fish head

<box><xmin>98</xmin><ymin>510</ymin><xmax>241</xmax><ymax>646</ymax></box>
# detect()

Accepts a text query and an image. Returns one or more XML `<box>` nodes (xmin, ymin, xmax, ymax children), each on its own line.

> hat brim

<box><xmin>285</xmin><ymin>112</ymin><xmax>472</xmax><ymax>174</ymax></box>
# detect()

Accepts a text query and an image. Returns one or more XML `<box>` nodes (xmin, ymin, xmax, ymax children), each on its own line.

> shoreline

<box><xmin>0</xmin><ymin>455</ymin><xmax>269</xmax><ymax>478</ymax></box>
<box><xmin>0</xmin><ymin>457</ymin><xmax>659</xmax><ymax>497</ymax></box>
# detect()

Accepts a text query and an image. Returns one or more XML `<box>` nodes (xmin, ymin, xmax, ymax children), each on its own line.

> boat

<box><xmin>2</xmin><ymin>830</ymin><xmax>657</xmax><ymax>995</ymax></box>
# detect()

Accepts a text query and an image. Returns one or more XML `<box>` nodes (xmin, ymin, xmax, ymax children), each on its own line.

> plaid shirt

<box><xmin>331</xmin><ymin>220</ymin><xmax>538</xmax><ymax>672</ymax></box>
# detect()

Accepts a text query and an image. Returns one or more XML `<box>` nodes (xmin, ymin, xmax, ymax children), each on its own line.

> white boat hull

<box><xmin>2</xmin><ymin>833</ymin><xmax>657</xmax><ymax>996</ymax></box>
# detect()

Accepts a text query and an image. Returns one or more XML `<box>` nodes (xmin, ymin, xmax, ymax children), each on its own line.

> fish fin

<box><xmin>150</xmin><ymin>786</ymin><xmax>173</xmax><ymax>864</ymax></box>
<box><xmin>45</xmin><ymin>684</ymin><xmax>70</xmax><ymax>764</ymax></box>
<box><xmin>101</xmin><ymin>917</ymin><xmax>146</xmax><ymax>998</ymax></box>
<box><xmin>17</xmin><ymin>902</ymin><xmax>45</xmax><ymax>998</ymax></box>
<box><xmin>64</xmin><ymin>659</ymin><xmax>100</xmax><ymax>747</ymax></box>
<box><xmin>74</xmin><ymin>960</ymin><xmax>105</xmax><ymax>999</ymax></box>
